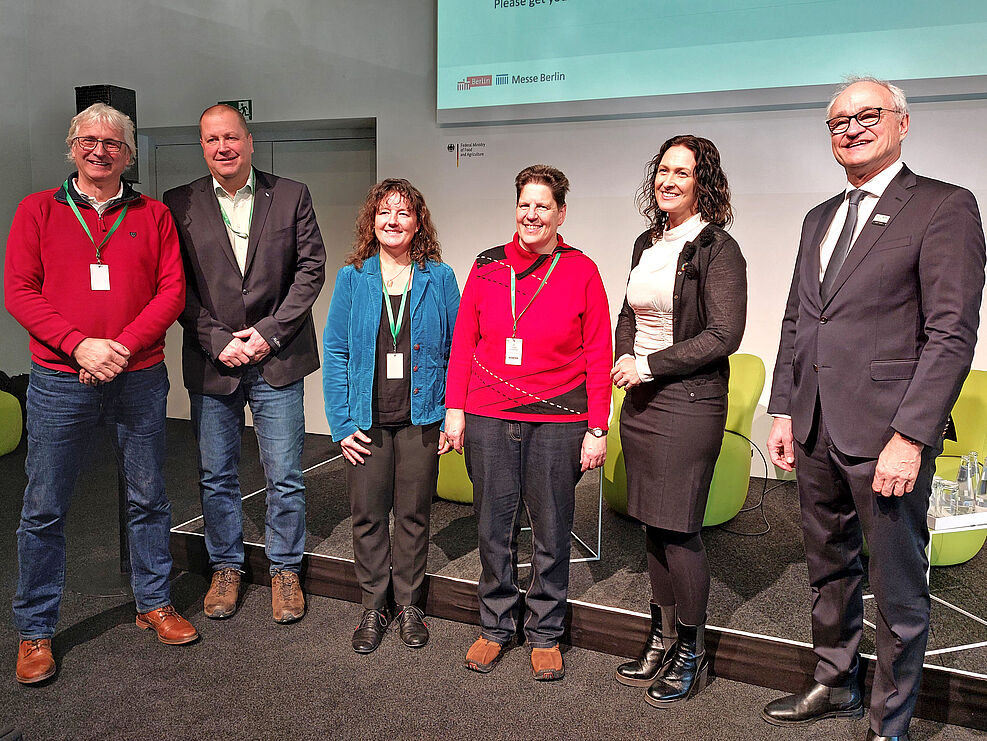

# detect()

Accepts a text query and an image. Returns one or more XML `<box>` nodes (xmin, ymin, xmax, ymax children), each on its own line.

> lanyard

<box><xmin>219</xmin><ymin>196</ymin><xmax>253</xmax><ymax>240</ymax></box>
<box><xmin>382</xmin><ymin>266</ymin><xmax>412</xmax><ymax>351</ymax></box>
<box><xmin>63</xmin><ymin>179</ymin><xmax>129</xmax><ymax>264</ymax></box>
<box><xmin>510</xmin><ymin>252</ymin><xmax>560</xmax><ymax>337</ymax></box>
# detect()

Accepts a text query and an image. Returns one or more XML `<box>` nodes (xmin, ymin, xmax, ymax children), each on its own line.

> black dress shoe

<box><xmin>866</xmin><ymin>730</ymin><xmax>910</xmax><ymax>741</ymax></box>
<box><xmin>397</xmin><ymin>605</ymin><xmax>429</xmax><ymax>648</ymax></box>
<box><xmin>352</xmin><ymin>609</ymin><xmax>388</xmax><ymax>654</ymax></box>
<box><xmin>762</xmin><ymin>678</ymin><xmax>863</xmax><ymax>726</ymax></box>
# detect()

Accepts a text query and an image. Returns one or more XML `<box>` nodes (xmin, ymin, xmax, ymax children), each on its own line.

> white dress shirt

<box><xmin>213</xmin><ymin>169</ymin><xmax>255</xmax><ymax>275</ymax></box>
<box><xmin>817</xmin><ymin>160</ymin><xmax>903</xmax><ymax>281</ymax></box>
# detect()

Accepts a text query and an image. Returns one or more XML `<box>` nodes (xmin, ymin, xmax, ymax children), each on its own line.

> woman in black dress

<box><xmin>611</xmin><ymin>135</ymin><xmax>747</xmax><ymax>706</ymax></box>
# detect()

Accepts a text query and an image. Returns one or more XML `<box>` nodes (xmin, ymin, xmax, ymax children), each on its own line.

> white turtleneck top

<box><xmin>624</xmin><ymin>213</ymin><xmax>708</xmax><ymax>382</ymax></box>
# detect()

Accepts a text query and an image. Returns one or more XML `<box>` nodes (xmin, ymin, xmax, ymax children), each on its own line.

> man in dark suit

<box><xmin>164</xmin><ymin>105</ymin><xmax>326</xmax><ymax>625</ymax></box>
<box><xmin>763</xmin><ymin>77</ymin><xmax>985</xmax><ymax>741</ymax></box>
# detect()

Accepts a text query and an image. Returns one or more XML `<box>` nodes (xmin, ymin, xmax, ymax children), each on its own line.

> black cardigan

<box><xmin>614</xmin><ymin>223</ymin><xmax>748</xmax><ymax>400</ymax></box>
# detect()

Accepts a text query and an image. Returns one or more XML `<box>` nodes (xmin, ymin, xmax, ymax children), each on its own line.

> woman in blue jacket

<box><xmin>323</xmin><ymin>179</ymin><xmax>460</xmax><ymax>653</ymax></box>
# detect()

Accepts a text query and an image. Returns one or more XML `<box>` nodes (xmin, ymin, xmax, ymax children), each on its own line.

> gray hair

<box><xmin>65</xmin><ymin>103</ymin><xmax>136</xmax><ymax>165</ymax></box>
<box><xmin>826</xmin><ymin>76</ymin><xmax>909</xmax><ymax>119</ymax></box>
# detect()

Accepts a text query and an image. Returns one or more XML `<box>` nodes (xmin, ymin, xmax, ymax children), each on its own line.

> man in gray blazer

<box><xmin>164</xmin><ymin>105</ymin><xmax>326</xmax><ymax>625</ymax></box>
<box><xmin>764</xmin><ymin>78</ymin><xmax>985</xmax><ymax>741</ymax></box>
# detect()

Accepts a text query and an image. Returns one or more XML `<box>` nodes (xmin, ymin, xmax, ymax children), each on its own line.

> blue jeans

<box><xmin>14</xmin><ymin>363</ymin><xmax>173</xmax><ymax>639</ymax></box>
<box><xmin>189</xmin><ymin>367</ymin><xmax>306</xmax><ymax>575</ymax></box>
<box><xmin>464</xmin><ymin>414</ymin><xmax>585</xmax><ymax>648</ymax></box>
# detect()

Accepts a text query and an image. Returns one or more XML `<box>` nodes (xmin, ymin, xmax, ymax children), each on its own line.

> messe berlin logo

<box><xmin>457</xmin><ymin>74</ymin><xmax>495</xmax><ymax>91</ymax></box>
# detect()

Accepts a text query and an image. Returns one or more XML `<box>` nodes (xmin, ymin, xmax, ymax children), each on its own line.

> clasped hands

<box><xmin>218</xmin><ymin>327</ymin><xmax>271</xmax><ymax>367</ymax></box>
<box><xmin>73</xmin><ymin>337</ymin><xmax>130</xmax><ymax>386</ymax></box>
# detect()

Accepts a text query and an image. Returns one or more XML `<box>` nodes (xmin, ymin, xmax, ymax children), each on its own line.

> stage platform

<box><xmin>164</xmin><ymin>423</ymin><xmax>987</xmax><ymax>731</ymax></box>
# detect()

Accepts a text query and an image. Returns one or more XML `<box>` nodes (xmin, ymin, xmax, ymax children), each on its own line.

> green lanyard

<box><xmin>219</xmin><ymin>197</ymin><xmax>253</xmax><ymax>240</ymax></box>
<box><xmin>381</xmin><ymin>266</ymin><xmax>412</xmax><ymax>351</ymax></box>
<box><xmin>63</xmin><ymin>179</ymin><xmax>129</xmax><ymax>264</ymax></box>
<box><xmin>510</xmin><ymin>252</ymin><xmax>560</xmax><ymax>337</ymax></box>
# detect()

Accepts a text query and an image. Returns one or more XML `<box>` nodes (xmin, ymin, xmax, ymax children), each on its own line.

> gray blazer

<box><xmin>767</xmin><ymin>165</ymin><xmax>985</xmax><ymax>456</ymax></box>
<box><xmin>164</xmin><ymin>169</ymin><xmax>326</xmax><ymax>395</ymax></box>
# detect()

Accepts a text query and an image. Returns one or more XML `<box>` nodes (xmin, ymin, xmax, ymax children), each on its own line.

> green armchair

<box><xmin>930</xmin><ymin>369</ymin><xmax>987</xmax><ymax>566</ymax></box>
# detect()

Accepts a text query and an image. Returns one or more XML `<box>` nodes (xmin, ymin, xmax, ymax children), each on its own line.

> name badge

<box><xmin>90</xmin><ymin>264</ymin><xmax>110</xmax><ymax>291</ymax></box>
<box><xmin>505</xmin><ymin>337</ymin><xmax>523</xmax><ymax>366</ymax></box>
<box><xmin>872</xmin><ymin>214</ymin><xmax>890</xmax><ymax>226</ymax></box>
<box><xmin>386</xmin><ymin>352</ymin><xmax>404</xmax><ymax>379</ymax></box>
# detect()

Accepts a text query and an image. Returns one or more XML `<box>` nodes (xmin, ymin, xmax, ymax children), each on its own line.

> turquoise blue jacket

<box><xmin>322</xmin><ymin>255</ymin><xmax>460</xmax><ymax>442</ymax></box>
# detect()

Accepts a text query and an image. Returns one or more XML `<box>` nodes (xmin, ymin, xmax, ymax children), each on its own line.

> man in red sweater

<box><xmin>4</xmin><ymin>103</ymin><xmax>197</xmax><ymax>685</ymax></box>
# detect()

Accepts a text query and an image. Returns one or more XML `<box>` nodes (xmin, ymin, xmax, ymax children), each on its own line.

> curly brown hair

<box><xmin>636</xmin><ymin>135</ymin><xmax>733</xmax><ymax>240</ymax></box>
<box><xmin>346</xmin><ymin>178</ymin><xmax>442</xmax><ymax>269</ymax></box>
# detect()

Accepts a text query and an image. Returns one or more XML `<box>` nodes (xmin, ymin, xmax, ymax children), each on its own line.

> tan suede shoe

<box><xmin>531</xmin><ymin>645</ymin><xmax>564</xmax><ymax>681</ymax></box>
<box><xmin>204</xmin><ymin>568</ymin><xmax>241</xmax><ymax>619</ymax></box>
<box><xmin>16</xmin><ymin>638</ymin><xmax>55</xmax><ymax>684</ymax></box>
<box><xmin>135</xmin><ymin>605</ymin><xmax>199</xmax><ymax>645</ymax></box>
<box><xmin>271</xmin><ymin>570</ymin><xmax>305</xmax><ymax>624</ymax></box>
<box><xmin>465</xmin><ymin>636</ymin><xmax>509</xmax><ymax>673</ymax></box>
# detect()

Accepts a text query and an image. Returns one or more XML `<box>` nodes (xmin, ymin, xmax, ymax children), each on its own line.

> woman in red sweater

<box><xmin>445</xmin><ymin>164</ymin><xmax>612</xmax><ymax>681</ymax></box>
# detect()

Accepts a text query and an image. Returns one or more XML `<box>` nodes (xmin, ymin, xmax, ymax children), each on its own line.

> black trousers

<box><xmin>796</xmin><ymin>404</ymin><xmax>937</xmax><ymax>736</ymax></box>
<box><xmin>346</xmin><ymin>422</ymin><xmax>440</xmax><ymax>611</ymax></box>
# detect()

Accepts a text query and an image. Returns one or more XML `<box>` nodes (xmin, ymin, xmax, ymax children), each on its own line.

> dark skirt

<box><xmin>619</xmin><ymin>379</ymin><xmax>727</xmax><ymax>532</ymax></box>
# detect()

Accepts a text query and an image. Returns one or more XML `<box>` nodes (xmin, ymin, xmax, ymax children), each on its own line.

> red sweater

<box><xmin>446</xmin><ymin>233</ymin><xmax>612</xmax><ymax>428</ymax></box>
<box><xmin>4</xmin><ymin>179</ymin><xmax>185</xmax><ymax>373</ymax></box>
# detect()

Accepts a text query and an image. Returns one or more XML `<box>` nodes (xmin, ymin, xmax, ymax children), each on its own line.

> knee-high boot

<box><xmin>615</xmin><ymin>603</ymin><xmax>676</xmax><ymax>687</ymax></box>
<box><xmin>644</xmin><ymin>618</ymin><xmax>708</xmax><ymax>707</ymax></box>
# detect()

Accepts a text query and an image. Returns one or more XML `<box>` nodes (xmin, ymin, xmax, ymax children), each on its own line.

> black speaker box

<box><xmin>75</xmin><ymin>84</ymin><xmax>139</xmax><ymax>182</ymax></box>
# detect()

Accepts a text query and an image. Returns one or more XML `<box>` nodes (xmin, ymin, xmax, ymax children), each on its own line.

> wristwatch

<box><xmin>587</xmin><ymin>427</ymin><xmax>607</xmax><ymax>438</ymax></box>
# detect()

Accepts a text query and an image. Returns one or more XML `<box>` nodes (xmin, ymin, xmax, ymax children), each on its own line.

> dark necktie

<box><xmin>820</xmin><ymin>188</ymin><xmax>867</xmax><ymax>301</ymax></box>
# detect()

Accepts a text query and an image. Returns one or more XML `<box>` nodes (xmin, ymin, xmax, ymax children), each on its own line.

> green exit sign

<box><xmin>219</xmin><ymin>99</ymin><xmax>252</xmax><ymax>120</ymax></box>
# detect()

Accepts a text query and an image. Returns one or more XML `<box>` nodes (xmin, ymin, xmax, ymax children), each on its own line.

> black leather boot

<box><xmin>644</xmin><ymin>619</ymin><xmax>708</xmax><ymax>707</ymax></box>
<box><xmin>616</xmin><ymin>604</ymin><xmax>676</xmax><ymax>687</ymax></box>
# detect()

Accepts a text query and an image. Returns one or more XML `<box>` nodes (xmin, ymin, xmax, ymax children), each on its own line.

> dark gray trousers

<box><xmin>346</xmin><ymin>422</ymin><xmax>440</xmax><ymax>611</ymax></box>
<box><xmin>797</xmin><ymin>405</ymin><xmax>937</xmax><ymax>736</ymax></box>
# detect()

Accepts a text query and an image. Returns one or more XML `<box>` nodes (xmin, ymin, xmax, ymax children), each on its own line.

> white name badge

<box><xmin>386</xmin><ymin>352</ymin><xmax>404</xmax><ymax>379</ymax></box>
<box><xmin>505</xmin><ymin>337</ymin><xmax>523</xmax><ymax>366</ymax></box>
<box><xmin>90</xmin><ymin>264</ymin><xmax>110</xmax><ymax>291</ymax></box>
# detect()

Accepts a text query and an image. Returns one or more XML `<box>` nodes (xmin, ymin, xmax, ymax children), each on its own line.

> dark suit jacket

<box><xmin>163</xmin><ymin>170</ymin><xmax>326</xmax><ymax>395</ymax></box>
<box><xmin>768</xmin><ymin>165</ymin><xmax>985</xmax><ymax>457</ymax></box>
<box><xmin>615</xmin><ymin>224</ymin><xmax>747</xmax><ymax>400</ymax></box>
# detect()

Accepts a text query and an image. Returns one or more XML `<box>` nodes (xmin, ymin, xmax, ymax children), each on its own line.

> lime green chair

<box><xmin>603</xmin><ymin>353</ymin><xmax>766</xmax><ymax>527</ymax></box>
<box><xmin>930</xmin><ymin>369</ymin><xmax>987</xmax><ymax>566</ymax></box>
<box><xmin>436</xmin><ymin>450</ymin><xmax>474</xmax><ymax>503</ymax></box>
<box><xmin>0</xmin><ymin>390</ymin><xmax>23</xmax><ymax>456</ymax></box>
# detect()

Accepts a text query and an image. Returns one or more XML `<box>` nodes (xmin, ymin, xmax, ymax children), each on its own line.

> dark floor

<box><xmin>178</xmin><ymin>426</ymin><xmax>987</xmax><ymax>676</ymax></box>
<box><xmin>1</xmin><ymin>420</ymin><xmax>985</xmax><ymax>739</ymax></box>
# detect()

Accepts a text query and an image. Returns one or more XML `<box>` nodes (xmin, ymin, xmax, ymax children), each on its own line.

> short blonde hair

<box><xmin>65</xmin><ymin>103</ymin><xmax>135</xmax><ymax>165</ymax></box>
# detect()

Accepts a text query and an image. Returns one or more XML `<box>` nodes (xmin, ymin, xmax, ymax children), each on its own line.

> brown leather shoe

<box><xmin>16</xmin><ymin>638</ymin><xmax>55</xmax><ymax>684</ymax></box>
<box><xmin>531</xmin><ymin>645</ymin><xmax>564</xmax><ymax>681</ymax></box>
<box><xmin>271</xmin><ymin>570</ymin><xmax>305</xmax><ymax>624</ymax></box>
<box><xmin>465</xmin><ymin>636</ymin><xmax>509</xmax><ymax>673</ymax></box>
<box><xmin>135</xmin><ymin>605</ymin><xmax>199</xmax><ymax>645</ymax></box>
<box><xmin>204</xmin><ymin>568</ymin><xmax>241</xmax><ymax>619</ymax></box>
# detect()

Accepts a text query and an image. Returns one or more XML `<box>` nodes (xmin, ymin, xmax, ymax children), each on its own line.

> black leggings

<box><xmin>645</xmin><ymin>525</ymin><xmax>710</xmax><ymax>626</ymax></box>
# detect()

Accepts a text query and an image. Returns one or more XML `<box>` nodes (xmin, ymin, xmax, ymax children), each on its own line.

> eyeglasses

<box><xmin>826</xmin><ymin>107</ymin><xmax>899</xmax><ymax>135</ymax></box>
<box><xmin>72</xmin><ymin>136</ymin><xmax>127</xmax><ymax>154</ymax></box>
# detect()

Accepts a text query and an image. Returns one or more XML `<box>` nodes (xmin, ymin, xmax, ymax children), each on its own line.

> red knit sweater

<box><xmin>446</xmin><ymin>233</ymin><xmax>612</xmax><ymax>428</ymax></box>
<box><xmin>4</xmin><ymin>180</ymin><xmax>185</xmax><ymax>373</ymax></box>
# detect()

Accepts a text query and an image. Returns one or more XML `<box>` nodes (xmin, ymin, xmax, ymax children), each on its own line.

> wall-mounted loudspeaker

<box><xmin>75</xmin><ymin>85</ymin><xmax>139</xmax><ymax>183</ymax></box>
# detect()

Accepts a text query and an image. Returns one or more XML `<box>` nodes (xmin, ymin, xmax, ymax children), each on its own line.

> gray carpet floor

<box><xmin>1</xmin><ymin>420</ymin><xmax>985</xmax><ymax>739</ymax></box>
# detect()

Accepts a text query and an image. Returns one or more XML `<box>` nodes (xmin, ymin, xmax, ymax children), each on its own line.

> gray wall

<box><xmin>0</xmin><ymin>0</ymin><xmax>34</xmax><ymax>371</ymax></box>
<box><xmin>3</xmin><ymin>0</ymin><xmax>986</xmax><ymax>457</ymax></box>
